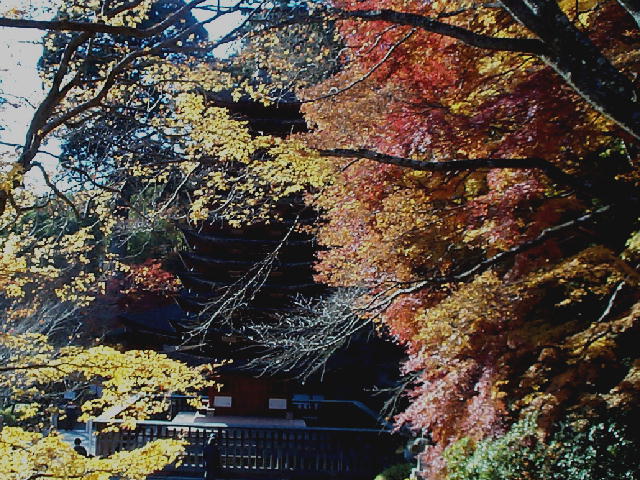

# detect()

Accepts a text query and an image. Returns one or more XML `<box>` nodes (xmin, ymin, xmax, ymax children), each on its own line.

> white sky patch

<box><xmin>1</xmin><ymin>28</ymin><xmax>46</xmax><ymax>145</ymax></box>
<box><xmin>193</xmin><ymin>2</ymin><xmax>246</xmax><ymax>57</ymax></box>
<box><xmin>0</xmin><ymin>22</ymin><xmax>58</xmax><ymax>190</ymax></box>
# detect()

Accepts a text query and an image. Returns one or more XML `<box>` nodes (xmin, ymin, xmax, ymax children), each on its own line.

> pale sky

<box><xmin>0</xmin><ymin>1</ymin><xmax>57</xmax><ymax>188</ymax></box>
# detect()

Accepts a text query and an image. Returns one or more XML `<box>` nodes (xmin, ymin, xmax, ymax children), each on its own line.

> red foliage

<box><xmin>300</xmin><ymin>1</ymin><xmax>640</xmax><ymax>477</ymax></box>
<box><xmin>122</xmin><ymin>259</ymin><xmax>181</xmax><ymax>296</ymax></box>
<box><xmin>108</xmin><ymin>259</ymin><xmax>181</xmax><ymax>311</ymax></box>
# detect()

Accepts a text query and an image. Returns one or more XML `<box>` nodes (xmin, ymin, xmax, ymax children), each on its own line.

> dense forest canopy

<box><xmin>2</xmin><ymin>0</ymin><xmax>640</xmax><ymax>478</ymax></box>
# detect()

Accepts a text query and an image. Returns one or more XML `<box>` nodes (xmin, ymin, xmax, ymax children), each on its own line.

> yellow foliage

<box><xmin>0</xmin><ymin>427</ymin><xmax>185</xmax><ymax>480</ymax></box>
<box><xmin>0</xmin><ymin>334</ymin><xmax>212</xmax><ymax>424</ymax></box>
<box><xmin>144</xmin><ymin>90</ymin><xmax>336</xmax><ymax>224</ymax></box>
<box><xmin>0</xmin><ymin>163</ymin><xmax>23</xmax><ymax>193</ymax></box>
<box><xmin>0</xmin><ymin>329</ymin><xmax>214</xmax><ymax>479</ymax></box>
<box><xmin>401</xmin><ymin>246</ymin><xmax>640</xmax><ymax>419</ymax></box>
<box><xmin>0</xmin><ymin>221</ymin><xmax>99</xmax><ymax>303</ymax></box>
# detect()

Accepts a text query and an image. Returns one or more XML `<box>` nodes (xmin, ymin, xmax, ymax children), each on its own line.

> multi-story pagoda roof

<box><xmin>170</xmin><ymin>93</ymin><xmax>323</xmax><ymax>338</ymax></box>
<box><xmin>176</xmin><ymin>206</ymin><xmax>324</xmax><ymax>334</ymax></box>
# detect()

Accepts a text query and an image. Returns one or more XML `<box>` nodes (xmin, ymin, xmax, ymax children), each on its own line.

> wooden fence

<box><xmin>94</xmin><ymin>419</ymin><xmax>395</xmax><ymax>479</ymax></box>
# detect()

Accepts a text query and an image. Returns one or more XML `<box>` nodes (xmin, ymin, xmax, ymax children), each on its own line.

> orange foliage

<box><xmin>297</xmin><ymin>1</ymin><xmax>640</xmax><ymax>477</ymax></box>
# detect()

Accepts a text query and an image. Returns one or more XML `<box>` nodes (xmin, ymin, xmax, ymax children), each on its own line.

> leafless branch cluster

<box><xmin>183</xmin><ymin>249</ymin><xmax>278</xmax><ymax>338</ymax></box>
<box><xmin>243</xmin><ymin>287</ymin><xmax>370</xmax><ymax>381</ymax></box>
<box><xmin>182</xmin><ymin>217</ymin><xmax>300</xmax><ymax>340</ymax></box>
<box><xmin>0</xmin><ymin>299</ymin><xmax>82</xmax><ymax>342</ymax></box>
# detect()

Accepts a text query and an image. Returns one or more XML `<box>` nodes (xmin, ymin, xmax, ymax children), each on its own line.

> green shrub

<box><xmin>545</xmin><ymin>416</ymin><xmax>638</xmax><ymax>480</ymax></box>
<box><xmin>444</xmin><ymin>413</ymin><xmax>640</xmax><ymax>480</ymax></box>
<box><xmin>375</xmin><ymin>462</ymin><xmax>414</xmax><ymax>480</ymax></box>
<box><xmin>444</xmin><ymin>416</ymin><xmax>543</xmax><ymax>480</ymax></box>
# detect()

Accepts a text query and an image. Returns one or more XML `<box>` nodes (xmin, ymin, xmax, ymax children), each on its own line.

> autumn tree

<box><xmin>4</xmin><ymin>0</ymin><xmax>640</xmax><ymax>479</ymax></box>
<box><xmin>282</xmin><ymin>1</ymin><xmax>640</xmax><ymax>478</ymax></box>
<box><xmin>46</xmin><ymin>0</ymin><xmax>208</xmax><ymax>260</ymax></box>
<box><xmin>0</xmin><ymin>1</ymin><xmax>339</xmax><ymax>476</ymax></box>
<box><xmin>0</xmin><ymin>1</ymin><xmax>245</xmax><ymax>478</ymax></box>
<box><xmin>0</xmin><ymin>329</ymin><xmax>212</xmax><ymax>480</ymax></box>
<box><xmin>0</xmin><ymin>0</ymin><xmax>265</xmax><ymax>322</ymax></box>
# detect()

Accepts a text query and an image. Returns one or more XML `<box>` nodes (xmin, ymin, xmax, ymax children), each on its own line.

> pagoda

<box><xmin>176</xmin><ymin>204</ymin><xmax>322</xmax><ymax>339</ymax></box>
<box><xmin>116</xmin><ymin>94</ymin><xmax>402</xmax><ymax>418</ymax></box>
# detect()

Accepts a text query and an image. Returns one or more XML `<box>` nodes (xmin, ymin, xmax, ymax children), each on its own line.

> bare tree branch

<box><xmin>31</xmin><ymin>162</ymin><xmax>80</xmax><ymax>219</ymax></box>
<box><xmin>616</xmin><ymin>0</ymin><xmax>640</xmax><ymax>28</ymax></box>
<box><xmin>245</xmin><ymin>288</ymin><xmax>370</xmax><ymax>380</ymax></box>
<box><xmin>370</xmin><ymin>204</ymin><xmax>612</xmax><ymax>311</ymax></box>
<box><xmin>319</xmin><ymin>148</ymin><xmax>593</xmax><ymax>196</ymax></box>
<box><xmin>184</xmin><ymin>217</ymin><xmax>299</xmax><ymax>340</ymax></box>
<box><xmin>338</xmin><ymin>8</ymin><xmax>547</xmax><ymax>54</ymax></box>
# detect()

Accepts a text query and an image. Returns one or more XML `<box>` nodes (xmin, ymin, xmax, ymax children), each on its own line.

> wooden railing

<box><xmin>94</xmin><ymin>419</ymin><xmax>395</xmax><ymax>478</ymax></box>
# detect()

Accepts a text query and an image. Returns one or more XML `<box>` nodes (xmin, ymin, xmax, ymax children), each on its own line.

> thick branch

<box><xmin>616</xmin><ymin>0</ymin><xmax>640</xmax><ymax>28</ymax></box>
<box><xmin>106</xmin><ymin>0</ymin><xmax>146</xmax><ymax>18</ymax></box>
<box><xmin>21</xmin><ymin>32</ymin><xmax>92</xmax><ymax>168</ymax></box>
<box><xmin>39</xmin><ymin>48</ymin><xmax>149</xmax><ymax>137</ymax></box>
<box><xmin>0</xmin><ymin>1</ymin><xmax>253</xmax><ymax>220</ymax></box>
<box><xmin>339</xmin><ymin>9</ymin><xmax>547</xmax><ymax>54</ymax></box>
<box><xmin>40</xmin><ymin>5</ymin><xmax>251</xmax><ymax>138</ymax></box>
<box><xmin>499</xmin><ymin>0</ymin><xmax>640</xmax><ymax>141</ymax></box>
<box><xmin>333</xmin><ymin>4</ymin><xmax>640</xmax><ymax>141</ymax></box>
<box><xmin>0</xmin><ymin>17</ymin><xmax>152</xmax><ymax>35</ymax></box>
<box><xmin>319</xmin><ymin>148</ymin><xmax>591</xmax><ymax>195</ymax></box>
<box><xmin>0</xmin><ymin>0</ymin><xmax>210</xmax><ymax>37</ymax></box>
<box><xmin>0</xmin><ymin>363</ymin><xmax>57</xmax><ymax>372</ymax></box>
